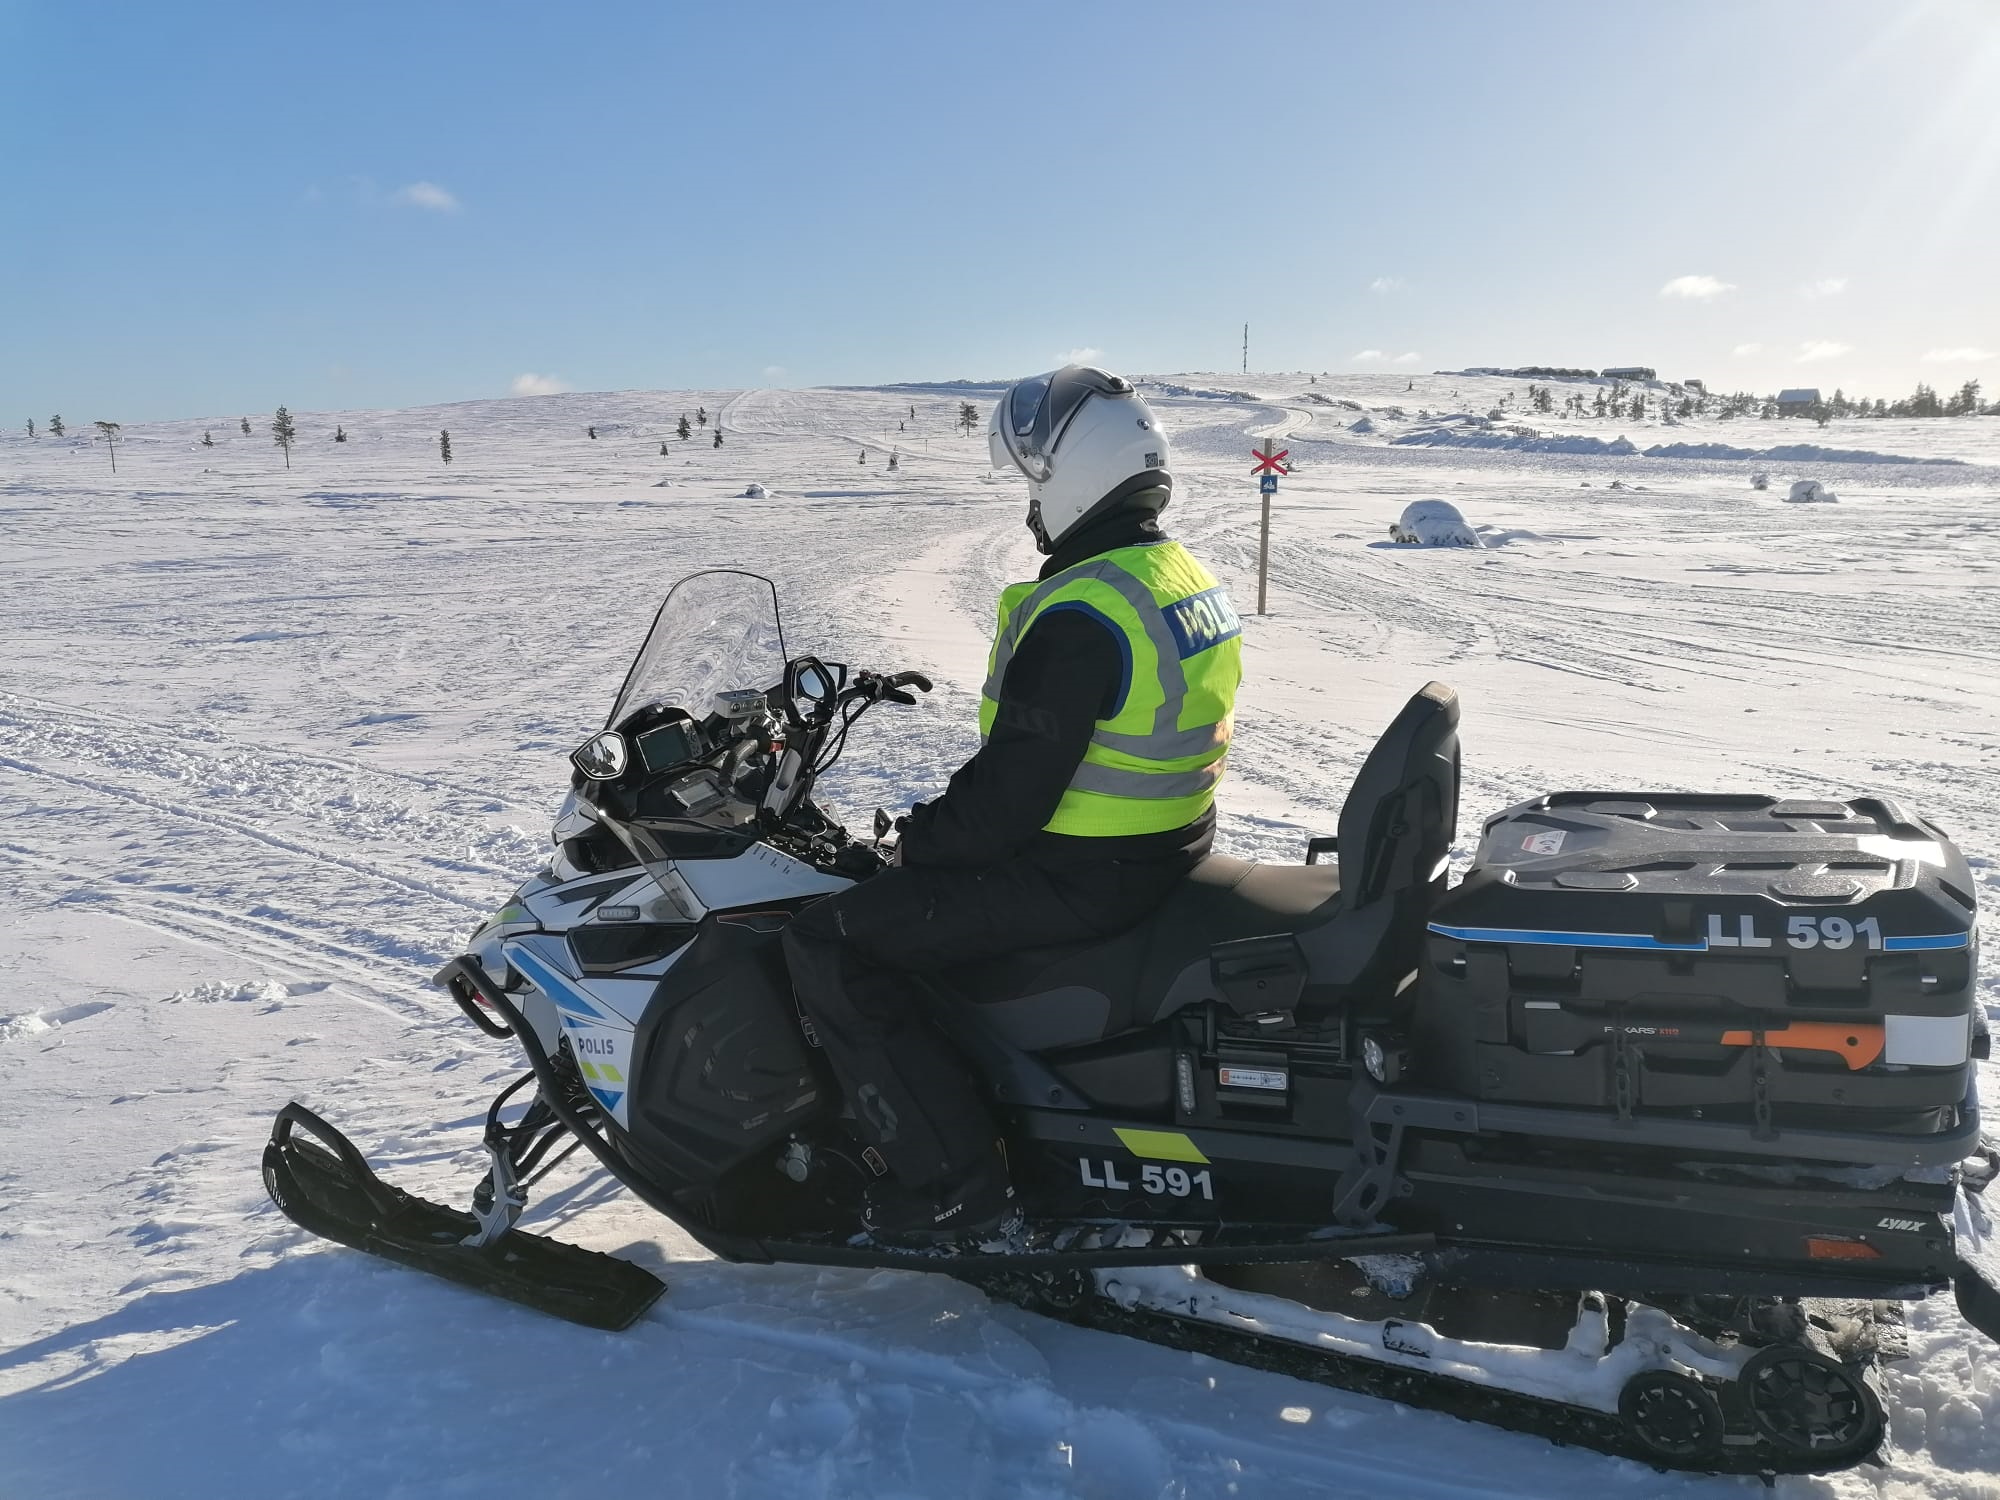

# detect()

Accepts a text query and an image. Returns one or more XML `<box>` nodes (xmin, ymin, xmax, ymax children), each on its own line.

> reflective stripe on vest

<box><xmin>979</xmin><ymin>540</ymin><xmax>1242</xmax><ymax>838</ymax></box>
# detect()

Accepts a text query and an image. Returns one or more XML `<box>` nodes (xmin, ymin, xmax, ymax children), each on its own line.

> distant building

<box><xmin>1683</xmin><ymin>379</ymin><xmax>1706</xmax><ymax>395</ymax></box>
<box><xmin>1602</xmin><ymin>366</ymin><xmax>1657</xmax><ymax>382</ymax></box>
<box><xmin>1777</xmin><ymin>388</ymin><xmax>1822</xmax><ymax>416</ymax></box>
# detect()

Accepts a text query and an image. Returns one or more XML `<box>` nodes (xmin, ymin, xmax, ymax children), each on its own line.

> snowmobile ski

<box><xmin>263</xmin><ymin>1103</ymin><xmax>666</xmax><ymax>1331</ymax></box>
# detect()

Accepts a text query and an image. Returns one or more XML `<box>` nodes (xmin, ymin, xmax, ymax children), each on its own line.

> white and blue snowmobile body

<box><xmin>265</xmin><ymin>568</ymin><xmax>2000</xmax><ymax>1476</ymax></box>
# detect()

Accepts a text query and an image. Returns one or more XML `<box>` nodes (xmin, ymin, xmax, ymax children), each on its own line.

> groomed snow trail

<box><xmin>2</xmin><ymin>374</ymin><xmax>1996</xmax><ymax>1499</ymax></box>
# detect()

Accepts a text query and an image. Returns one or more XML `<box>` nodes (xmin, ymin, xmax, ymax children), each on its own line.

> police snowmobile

<box><xmin>265</xmin><ymin>568</ymin><xmax>2000</xmax><ymax>1476</ymax></box>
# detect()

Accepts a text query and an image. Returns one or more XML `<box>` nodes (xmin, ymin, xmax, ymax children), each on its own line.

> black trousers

<box><xmin>782</xmin><ymin>848</ymin><xmax>1200</xmax><ymax>1189</ymax></box>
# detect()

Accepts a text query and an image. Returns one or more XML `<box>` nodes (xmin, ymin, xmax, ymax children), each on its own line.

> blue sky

<box><xmin>4</xmin><ymin>0</ymin><xmax>1996</xmax><ymax>422</ymax></box>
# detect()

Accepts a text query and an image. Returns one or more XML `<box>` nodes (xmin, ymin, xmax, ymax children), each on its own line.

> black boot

<box><xmin>863</xmin><ymin>1145</ymin><xmax>1020</xmax><ymax>1244</ymax></box>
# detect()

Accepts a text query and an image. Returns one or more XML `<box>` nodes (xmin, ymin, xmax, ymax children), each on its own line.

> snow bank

<box><xmin>1348</xmin><ymin>417</ymin><xmax>1377</xmax><ymax>434</ymax></box>
<box><xmin>1389</xmin><ymin>499</ymin><xmax>1483</xmax><ymax>547</ymax></box>
<box><xmin>1390</xmin><ymin>430</ymin><xmax>1964</xmax><ymax>465</ymax></box>
<box><xmin>1145</xmin><ymin>381</ymin><xmax>1258</xmax><ymax>402</ymax></box>
<box><xmin>1393</xmin><ymin>429</ymin><xmax>1640</xmax><ymax>456</ymax></box>
<box><xmin>1645</xmin><ymin>441</ymin><xmax>1957</xmax><ymax>466</ymax></box>
<box><xmin>1787</xmin><ymin>479</ymin><xmax>1838</xmax><ymax>503</ymax></box>
<box><xmin>742</xmin><ymin>482</ymin><xmax>769</xmax><ymax>498</ymax></box>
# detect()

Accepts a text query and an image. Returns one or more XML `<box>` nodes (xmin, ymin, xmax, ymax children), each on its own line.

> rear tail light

<box><xmin>1805</xmin><ymin>1236</ymin><xmax>1883</xmax><ymax>1260</ymax></box>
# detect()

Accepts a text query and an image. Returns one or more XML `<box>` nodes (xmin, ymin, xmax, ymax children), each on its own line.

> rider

<box><xmin>784</xmin><ymin>366</ymin><xmax>1243</xmax><ymax>1239</ymax></box>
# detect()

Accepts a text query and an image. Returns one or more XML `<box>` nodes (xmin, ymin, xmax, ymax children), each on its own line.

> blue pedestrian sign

<box><xmin>1259</xmin><ymin>473</ymin><xmax>1279</xmax><ymax>495</ymax></box>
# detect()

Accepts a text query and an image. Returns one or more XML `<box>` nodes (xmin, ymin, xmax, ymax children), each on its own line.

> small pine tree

<box><xmin>956</xmin><ymin>400</ymin><xmax>979</xmax><ymax>434</ymax></box>
<box><xmin>713</xmin><ymin>427</ymin><xmax>723</xmax><ymax>448</ymax></box>
<box><xmin>677</xmin><ymin>415</ymin><xmax>691</xmax><ymax>440</ymax></box>
<box><xmin>660</xmin><ymin>440</ymin><xmax>669</xmax><ymax>456</ymax></box>
<box><xmin>271</xmin><ymin>406</ymin><xmax>297</xmax><ymax>469</ymax></box>
<box><xmin>697</xmin><ymin>406</ymin><xmax>708</xmax><ymax>428</ymax></box>
<box><xmin>50</xmin><ymin>414</ymin><xmax>65</xmax><ymax>436</ymax></box>
<box><xmin>858</xmin><ymin>448</ymin><xmax>867</xmax><ymax>464</ymax></box>
<box><xmin>440</xmin><ymin>429</ymin><xmax>453</xmax><ymax>463</ymax></box>
<box><xmin>334</xmin><ymin>425</ymin><xmax>347</xmax><ymax>443</ymax></box>
<box><xmin>887</xmin><ymin>451</ymin><xmax>899</xmax><ymax>472</ymax></box>
<box><xmin>93</xmin><ymin>419</ymin><xmax>121</xmax><ymax>472</ymax></box>
<box><xmin>240</xmin><ymin>417</ymin><xmax>250</xmax><ymax>435</ymax></box>
<box><xmin>202</xmin><ymin>431</ymin><xmax>214</xmax><ymax>447</ymax></box>
<box><xmin>909</xmin><ymin>404</ymin><xmax>915</xmax><ymax>420</ymax></box>
<box><xmin>587</xmin><ymin>425</ymin><xmax>597</xmax><ymax>439</ymax></box>
<box><xmin>1591</xmin><ymin>391</ymin><xmax>1608</xmax><ymax>418</ymax></box>
<box><xmin>1676</xmin><ymin>396</ymin><xmax>1694</xmax><ymax>418</ymax></box>
<box><xmin>25</xmin><ymin>418</ymin><xmax>33</xmax><ymax>437</ymax></box>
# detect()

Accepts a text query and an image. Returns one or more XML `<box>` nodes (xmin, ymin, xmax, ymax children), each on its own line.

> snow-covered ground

<box><xmin>3</xmin><ymin>374</ymin><xmax>1997</xmax><ymax>1498</ymax></box>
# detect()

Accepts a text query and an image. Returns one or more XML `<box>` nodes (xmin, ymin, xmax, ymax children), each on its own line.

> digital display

<box><xmin>636</xmin><ymin>720</ymin><xmax>703</xmax><ymax>774</ymax></box>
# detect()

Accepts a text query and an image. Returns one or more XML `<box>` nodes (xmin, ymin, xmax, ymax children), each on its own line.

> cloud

<box><xmin>510</xmin><ymin>372</ymin><xmax>566</xmax><ymax>396</ymax></box>
<box><xmin>1659</xmin><ymin>274</ymin><xmax>1736</xmax><ymax>300</ymax></box>
<box><xmin>1922</xmin><ymin>347</ymin><xmax>1995</xmax><ymax>363</ymax></box>
<box><xmin>1351</xmin><ymin>349</ymin><xmax>1385</xmax><ymax>361</ymax></box>
<box><xmin>393</xmin><ymin>181</ymin><xmax>460</xmax><ymax>212</ymax></box>
<box><xmin>1732</xmin><ymin>342</ymin><xmax>1764</xmax><ymax>356</ymax></box>
<box><xmin>1369</xmin><ymin>277</ymin><xmax>1404</xmax><ymax>295</ymax></box>
<box><xmin>1799</xmin><ymin>277</ymin><xmax>1848</xmax><ymax>300</ymax></box>
<box><xmin>1054</xmin><ymin>346</ymin><xmax>1103</xmax><ymax>366</ymax></box>
<box><xmin>1392</xmin><ymin>351</ymin><xmax>1422</xmax><ymax>364</ymax></box>
<box><xmin>1796</xmin><ymin>340</ymin><xmax>1852</xmax><ymax>363</ymax></box>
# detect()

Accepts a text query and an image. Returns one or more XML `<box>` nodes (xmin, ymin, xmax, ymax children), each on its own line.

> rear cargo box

<box><xmin>1413</xmin><ymin>793</ymin><xmax>1980</xmax><ymax>1134</ymax></box>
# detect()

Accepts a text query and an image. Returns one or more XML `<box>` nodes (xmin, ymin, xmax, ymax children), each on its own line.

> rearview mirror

<box><xmin>570</xmin><ymin>730</ymin><xmax>629</xmax><ymax>781</ymax></box>
<box><xmin>785</xmin><ymin>656</ymin><xmax>838</xmax><ymax>718</ymax></box>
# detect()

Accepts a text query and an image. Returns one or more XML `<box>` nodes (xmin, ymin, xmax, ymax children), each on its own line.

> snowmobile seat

<box><xmin>949</xmin><ymin>683</ymin><xmax>1460</xmax><ymax>1054</ymax></box>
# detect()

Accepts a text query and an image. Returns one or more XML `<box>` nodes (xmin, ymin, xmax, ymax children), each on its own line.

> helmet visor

<box><xmin>996</xmin><ymin>365</ymin><xmax>1133</xmax><ymax>483</ymax></box>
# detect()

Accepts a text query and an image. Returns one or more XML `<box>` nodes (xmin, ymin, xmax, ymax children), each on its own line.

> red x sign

<box><xmin>1251</xmin><ymin>445</ymin><xmax>1289</xmax><ymax>476</ymax></box>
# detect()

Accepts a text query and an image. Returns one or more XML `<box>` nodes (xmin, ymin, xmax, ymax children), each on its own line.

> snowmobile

<box><xmin>265</xmin><ymin>568</ymin><xmax>2000</xmax><ymax>1476</ymax></box>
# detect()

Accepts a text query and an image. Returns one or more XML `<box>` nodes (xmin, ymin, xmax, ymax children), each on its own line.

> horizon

<box><xmin>4</xmin><ymin>0</ymin><xmax>1996</xmax><ymax>424</ymax></box>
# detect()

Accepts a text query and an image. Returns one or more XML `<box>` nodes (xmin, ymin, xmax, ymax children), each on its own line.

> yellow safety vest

<box><xmin>980</xmin><ymin>540</ymin><xmax>1241</xmax><ymax>837</ymax></box>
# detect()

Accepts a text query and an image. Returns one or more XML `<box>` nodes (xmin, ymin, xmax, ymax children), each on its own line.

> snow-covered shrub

<box><xmin>1786</xmin><ymin>479</ymin><xmax>1836</xmax><ymax>503</ymax></box>
<box><xmin>1750</xmin><ymin>472</ymin><xmax>1770</xmax><ymax>490</ymax></box>
<box><xmin>742</xmin><ymin>482</ymin><xmax>768</xmax><ymax>498</ymax></box>
<box><xmin>1388</xmin><ymin>499</ymin><xmax>1483</xmax><ymax>547</ymax></box>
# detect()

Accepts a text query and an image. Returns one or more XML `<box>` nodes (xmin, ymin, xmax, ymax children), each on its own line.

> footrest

<box><xmin>263</xmin><ymin>1102</ymin><xmax>666</xmax><ymax>1331</ymax></box>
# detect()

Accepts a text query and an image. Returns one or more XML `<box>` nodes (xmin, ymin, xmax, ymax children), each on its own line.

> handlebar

<box><xmin>843</xmin><ymin>669</ymin><xmax>933</xmax><ymax>709</ymax></box>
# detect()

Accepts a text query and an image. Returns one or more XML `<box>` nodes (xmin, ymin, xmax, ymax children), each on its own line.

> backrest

<box><xmin>1337</xmin><ymin>682</ymin><xmax>1461</xmax><ymax>910</ymax></box>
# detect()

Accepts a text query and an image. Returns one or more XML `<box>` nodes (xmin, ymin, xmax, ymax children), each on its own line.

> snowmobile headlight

<box><xmin>570</xmin><ymin>730</ymin><xmax>629</xmax><ymax>781</ymax></box>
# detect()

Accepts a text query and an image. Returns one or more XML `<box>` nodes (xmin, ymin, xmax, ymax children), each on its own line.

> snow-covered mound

<box><xmin>1788</xmin><ymin>479</ymin><xmax>1838</xmax><ymax>503</ymax></box>
<box><xmin>1143</xmin><ymin>380</ymin><xmax>1257</xmax><ymax>402</ymax></box>
<box><xmin>1388</xmin><ymin>499</ymin><xmax>1483</xmax><ymax>547</ymax></box>
<box><xmin>1348</xmin><ymin>416</ymin><xmax>1377</xmax><ymax>435</ymax></box>
<box><xmin>1647</xmin><ymin>441</ymin><xmax>1957</xmax><ymax>466</ymax></box>
<box><xmin>742</xmin><ymin>482</ymin><xmax>768</xmax><ymax>498</ymax></box>
<box><xmin>1392</xmin><ymin>429</ymin><xmax>1642</xmax><ymax>456</ymax></box>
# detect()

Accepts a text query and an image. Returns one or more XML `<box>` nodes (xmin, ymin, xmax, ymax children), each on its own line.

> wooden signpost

<box><xmin>1250</xmin><ymin>440</ymin><xmax>1289</xmax><ymax>615</ymax></box>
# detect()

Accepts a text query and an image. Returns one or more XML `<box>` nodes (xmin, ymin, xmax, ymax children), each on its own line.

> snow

<box><xmin>3</xmin><ymin>371</ymin><xmax>1999</xmax><ymax>1497</ymax></box>
<box><xmin>1388</xmin><ymin>499</ymin><xmax>1483</xmax><ymax>547</ymax></box>
<box><xmin>1789</xmin><ymin>479</ymin><xmax>1838</xmax><ymax>504</ymax></box>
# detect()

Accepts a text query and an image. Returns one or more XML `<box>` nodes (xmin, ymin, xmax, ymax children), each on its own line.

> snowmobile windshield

<box><xmin>607</xmin><ymin>570</ymin><xmax>789</xmax><ymax>729</ymax></box>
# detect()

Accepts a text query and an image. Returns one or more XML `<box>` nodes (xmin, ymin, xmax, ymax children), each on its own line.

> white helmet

<box><xmin>989</xmin><ymin>365</ymin><xmax>1171</xmax><ymax>552</ymax></box>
